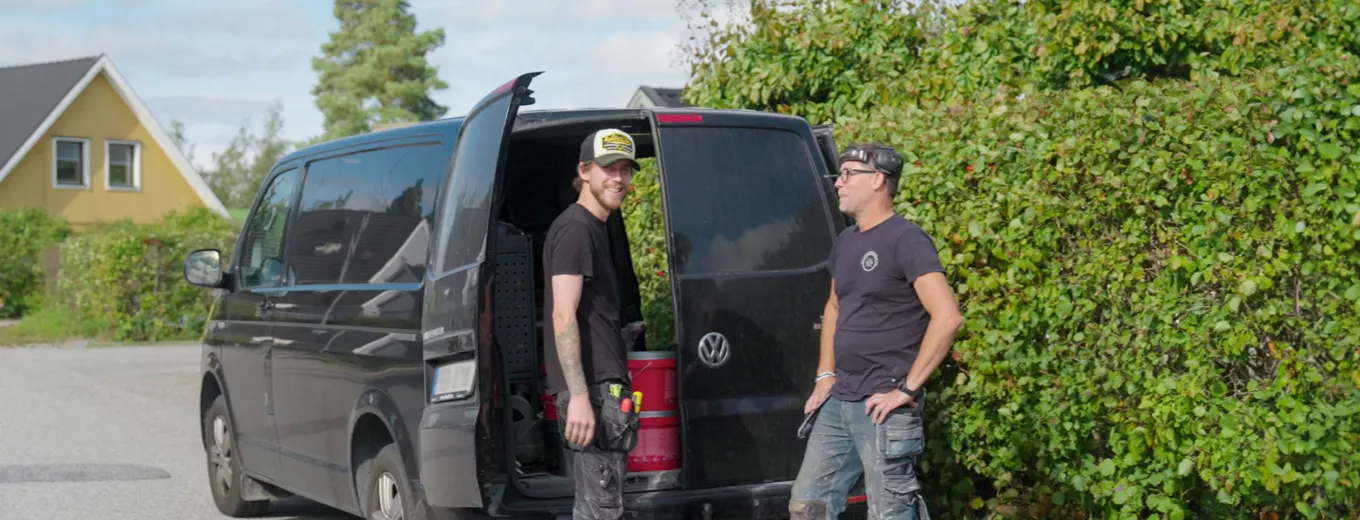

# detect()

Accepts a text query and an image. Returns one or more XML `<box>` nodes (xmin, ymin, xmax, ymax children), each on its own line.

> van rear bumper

<box><xmin>491</xmin><ymin>480</ymin><xmax>798</xmax><ymax>519</ymax></box>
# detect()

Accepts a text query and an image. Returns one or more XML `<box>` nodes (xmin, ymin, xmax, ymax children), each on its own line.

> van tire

<box><xmin>357</xmin><ymin>444</ymin><xmax>418</xmax><ymax>520</ymax></box>
<box><xmin>203</xmin><ymin>395</ymin><xmax>270</xmax><ymax>517</ymax></box>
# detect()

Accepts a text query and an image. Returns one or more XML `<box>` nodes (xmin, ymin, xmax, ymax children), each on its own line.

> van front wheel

<box><xmin>358</xmin><ymin>444</ymin><xmax>417</xmax><ymax>520</ymax></box>
<box><xmin>203</xmin><ymin>395</ymin><xmax>269</xmax><ymax>517</ymax></box>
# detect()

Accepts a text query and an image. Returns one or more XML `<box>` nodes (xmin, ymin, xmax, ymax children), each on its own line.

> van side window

<box><xmin>658</xmin><ymin>127</ymin><xmax>836</xmax><ymax>275</ymax></box>
<box><xmin>238</xmin><ymin>168</ymin><xmax>301</xmax><ymax>289</ymax></box>
<box><xmin>437</xmin><ymin>95</ymin><xmax>513</xmax><ymax>273</ymax></box>
<box><xmin>288</xmin><ymin>144</ymin><xmax>445</xmax><ymax>286</ymax></box>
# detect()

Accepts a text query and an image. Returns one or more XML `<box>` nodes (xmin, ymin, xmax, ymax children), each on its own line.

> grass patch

<box><xmin>0</xmin><ymin>307</ymin><xmax>110</xmax><ymax>345</ymax></box>
<box><xmin>228</xmin><ymin>207</ymin><xmax>250</xmax><ymax>225</ymax></box>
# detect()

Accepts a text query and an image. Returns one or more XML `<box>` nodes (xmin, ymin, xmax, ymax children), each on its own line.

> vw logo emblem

<box><xmin>697</xmin><ymin>332</ymin><xmax>730</xmax><ymax>368</ymax></box>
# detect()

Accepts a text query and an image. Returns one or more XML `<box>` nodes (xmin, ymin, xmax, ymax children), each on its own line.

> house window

<box><xmin>53</xmin><ymin>137</ymin><xmax>90</xmax><ymax>188</ymax></box>
<box><xmin>106</xmin><ymin>140</ymin><xmax>141</xmax><ymax>190</ymax></box>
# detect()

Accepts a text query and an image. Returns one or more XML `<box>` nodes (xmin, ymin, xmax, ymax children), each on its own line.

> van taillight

<box><xmin>657</xmin><ymin>113</ymin><xmax>703</xmax><ymax>123</ymax></box>
<box><xmin>848</xmin><ymin>495</ymin><xmax>867</xmax><ymax>504</ymax></box>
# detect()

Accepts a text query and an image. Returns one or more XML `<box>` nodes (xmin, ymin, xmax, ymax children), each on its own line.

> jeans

<box><xmin>790</xmin><ymin>393</ymin><xmax>930</xmax><ymax>520</ymax></box>
<box><xmin>555</xmin><ymin>381</ymin><xmax>634</xmax><ymax>520</ymax></box>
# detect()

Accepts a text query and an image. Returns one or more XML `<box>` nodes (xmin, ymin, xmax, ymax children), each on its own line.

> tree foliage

<box><xmin>203</xmin><ymin>102</ymin><xmax>292</xmax><ymax>208</ymax></box>
<box><xmin>311</xmin><ymin>0</ymin><xmax>448</xmax><ymax>141</ymax></box>
<box><xmin>671</xmin><ymin>0</ymin><xmax>1360</xmax><ymax>517</ymax></box>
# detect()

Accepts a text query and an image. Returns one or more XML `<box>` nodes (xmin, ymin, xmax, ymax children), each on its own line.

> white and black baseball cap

<box><xmin>579</xmin><ymin>128</ymin><xmax>641</xmax><ymax>170</ymax></box>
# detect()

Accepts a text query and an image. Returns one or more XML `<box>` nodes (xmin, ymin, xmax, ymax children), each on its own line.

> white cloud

<box><xmin>420</xmin><ymin>0</ymin><xmax>679</xmax><ymax>25</ymax></box>
<box><xmin>159</xmin><ymin>5</ymin><xmax>315</xmax><ymax>37</ymax></box>
<box><xmin>0</xmin><ymin>0</ymin><xmax>86</xmax><ymax>7</ymax></box>
<box><xmin>145</xmin><ymin>96</ymin><xmax>279</xmax><ymax>127</ymax></box>
<box><xmin>584</xmin><ymin>30</ymin><xmax>687</xmax><ymax>77</ymax></box>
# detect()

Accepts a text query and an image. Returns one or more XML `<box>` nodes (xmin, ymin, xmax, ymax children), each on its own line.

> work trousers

<box><xmin>555</xmin><ymin>380</ymin><xmax>636</xmax><ymax>520</ymax></box>
<box><xmin>790</xmin><ymin>393</ymin><xmax>931</xmax><ymax>520</ymax></box>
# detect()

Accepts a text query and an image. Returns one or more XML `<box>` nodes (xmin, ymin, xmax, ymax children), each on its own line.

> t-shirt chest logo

<box><xmin>860</xmin><ymin>250</ymin><xmax>879</xmax><ymax>272</ymax></box>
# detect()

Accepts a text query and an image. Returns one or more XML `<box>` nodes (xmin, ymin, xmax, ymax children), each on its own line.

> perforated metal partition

<box><xmin>493</xmin><ymin>225</ymin><xmax>538</xmax><ymax>384</ymax></box>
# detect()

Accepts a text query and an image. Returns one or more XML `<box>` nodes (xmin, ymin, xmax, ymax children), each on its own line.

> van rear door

<box><xmin>651</xmin><ymin>110</ymin><xmax>841</xmax><ymax>490</ymax></box>
<box><xmin>420</xmin><ymin>71</ymin><xmax>540</xmax><ymax>508</ymax></box>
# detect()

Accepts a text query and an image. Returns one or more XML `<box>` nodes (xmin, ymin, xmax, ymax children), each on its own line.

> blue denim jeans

<box><xmin>790</xmin><ymin>394</ymin><xmax>930</xmax><ymax>520</ymax></box>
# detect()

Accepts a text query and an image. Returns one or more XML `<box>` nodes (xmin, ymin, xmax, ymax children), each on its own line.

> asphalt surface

<box><xmin>0</xmin><ymin>344</ymin><xmax>351</xmax><ymax>520</ymax></box>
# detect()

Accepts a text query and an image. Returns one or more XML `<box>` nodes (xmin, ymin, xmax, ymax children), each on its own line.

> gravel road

<box><xmin>0</xmin><ymin>344</ymin><xmax>350</xmax><ymax>520</ymax></box>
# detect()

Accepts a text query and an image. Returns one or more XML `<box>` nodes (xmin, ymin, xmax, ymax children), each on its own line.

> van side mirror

<box><xmin>184</xmin><ymin>249</ymin><xmax>228</xmax><ymax>289</ymax></box>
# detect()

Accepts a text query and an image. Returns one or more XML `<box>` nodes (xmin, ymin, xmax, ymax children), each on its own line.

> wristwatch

<box><xmin>897</xmin><ymin>379</ymin><xmax>923</xmax><ymax>401</ymax></box>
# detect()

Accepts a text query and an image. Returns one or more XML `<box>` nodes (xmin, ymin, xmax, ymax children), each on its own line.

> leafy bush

<box><xmin>54</xmin><ymin>206</ymin><xmax>237</xmax><ymax>342</ymax></box>
<box><xmin>0</xmin><ymin>208</ymin><xmax>70</xmax><ymax>319</ymax></box>
<box><xmin>846</xmin><ymin>58</ymin><xmax>1360</xmax><ymax>519</ymax></box>
<box><xmin>676</xmin><ymin>0</ymin><xmax>1360</xmax><ymax>517</ymax></box>
<box><xmin>622</xmin><ymin>158</ymin><xmax>677</xmax><ymax>351</ymax></box>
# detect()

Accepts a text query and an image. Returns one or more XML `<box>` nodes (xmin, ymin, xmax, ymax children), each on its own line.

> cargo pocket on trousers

<box><xmin>596</xmin><ymin>394</ymin><xmax>639</xmax><ymax>453</ymax></box>
<box><xmin>877</xmin><ymin>409</ymin><xmax>925</xmax><ymax>499</ymax></box>
<box><xmin>585</xmin><ymin>461</ymin><xmax>623</xmax><ymax>509</ymax></box>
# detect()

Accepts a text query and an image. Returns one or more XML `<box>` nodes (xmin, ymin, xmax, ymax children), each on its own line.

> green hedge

<box><xmin>54</xmin><ymin>207</ymin><xmax>238</xmax><ymax>342</ymax></box>
<box><xmin>843</xmin><ymin>59</ymin><xmax>1360</xmax><ymax>519</ymax></box>
<box><xmin>622</xmin><ymin>157</ymin><xmax>676</xmax><ymax>351</ymax></box>
<box><xmin>0</xmin><ymin>208</ymin><xmax>70</xmax><ymax>319</ymax></box>
<box><xmin>674</xmin><ymin>0</ymin><xmax>1360</xmax><ymax>517</ymax></box>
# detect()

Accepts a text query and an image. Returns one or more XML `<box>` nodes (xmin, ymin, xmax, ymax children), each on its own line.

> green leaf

<box><xmin>1178</xmin><ymin>458</ymin><xmax>1194</xmax><ymax>476</ymax></box>
<box><xmin>1297</xmin><ymin>501</ymin><xmax>1317</xmax><ymax>517</ymax></box>
<box><xmin>1214</xmin><ymin>321</ymin><xmax>1231</xmax><ymax>332</ymax></box>
<box><xmin>1319</xmin><ymin>143</ymin><xmax>1343</xmax><ymax>160</ymax></box>
<box><xmin>1238</xmin><ymin>279</ymin><xmax>1258</xmax><ymax>297</ymax></box>
<box><xmin>1303</xmin><ymin>183</ymin><xmax>1329</xmax><ymax>197</ymax></box>
<box><xmin>1346</xmin><ymin>286</ymin><xmax>1360</xmax><ymax>300</ymax></box>
<box><xmin>1228</xmin><ymin>296</ymin><xmax>1241</xmax><ymax>312</ymax></box>
<box><xmin>1099</xmin><ymin>459</ymin><xmax>1115</xmax><ymax>476</ymax></box>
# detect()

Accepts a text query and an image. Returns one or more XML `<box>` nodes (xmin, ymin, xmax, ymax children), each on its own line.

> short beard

<box><xmin>590</xmin><ymin>178</ymin><xmax>621</xmax><ymax>211</ymax></box>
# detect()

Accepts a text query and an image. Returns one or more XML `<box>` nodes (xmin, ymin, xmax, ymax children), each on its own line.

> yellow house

<box><xmin>0</xmin><ymin>54</ymin><xmax>228</xmax><ymax>226</ymax></box>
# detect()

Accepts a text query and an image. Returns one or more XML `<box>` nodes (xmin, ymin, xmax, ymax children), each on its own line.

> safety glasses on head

<box><xmin>838</xmin><ymin>146</ymin><xmax>904</xmax><ymax>176</ymax></box>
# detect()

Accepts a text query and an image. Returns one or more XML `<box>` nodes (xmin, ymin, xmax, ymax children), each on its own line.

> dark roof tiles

<box><xmin>0</xmin><ymin>55</ymin><xmax>100</xmax><ymax>169</ymax></box>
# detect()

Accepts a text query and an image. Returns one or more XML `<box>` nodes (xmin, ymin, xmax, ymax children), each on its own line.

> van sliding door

<box><xmin>652</xmin><ymin>111</ymin><xmax>840</xmax><ymax>490</ymax></box>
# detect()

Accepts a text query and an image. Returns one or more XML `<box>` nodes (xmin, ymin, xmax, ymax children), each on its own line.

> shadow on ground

<box><xmin>259</xmin><ymin>497</ymin><xmax>354</xmax><ymax>519</ymax></box>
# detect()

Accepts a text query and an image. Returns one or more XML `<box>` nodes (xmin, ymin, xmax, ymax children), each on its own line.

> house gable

<box><xmin>0</xmin><ymin>55</ymin><xmax>227</xmax><ymax>223</ymax></box>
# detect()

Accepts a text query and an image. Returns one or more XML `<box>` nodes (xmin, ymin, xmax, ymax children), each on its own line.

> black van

<box><xmin>183</xmin><ymin>72</ymin><xmax>866</xmax><ymax>519</ymax></box>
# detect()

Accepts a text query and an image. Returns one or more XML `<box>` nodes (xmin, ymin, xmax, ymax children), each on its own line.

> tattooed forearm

<box><xmin>555</xmin><ymin>318</ymin><xmax>588</xmax><ymax>397</ymax></box>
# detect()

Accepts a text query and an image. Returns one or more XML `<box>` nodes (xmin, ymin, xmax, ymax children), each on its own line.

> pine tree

<box><xmin>311</xmin><ymin>0</ymin><xmax>448</xmax><ymax>141</ymax></box>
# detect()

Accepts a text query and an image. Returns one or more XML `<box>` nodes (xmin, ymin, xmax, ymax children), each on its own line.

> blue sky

<box><xmin>0</xmin><ymin>0</ymin><xmax>715</xmax><ymax>170</ymax></box>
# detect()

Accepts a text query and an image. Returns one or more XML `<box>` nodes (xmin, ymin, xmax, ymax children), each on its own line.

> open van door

<box><xmin>651</xmin><ymin>110</ymin><xmax>841</xmax><ymax>490</ymax></box>
<box><xmin>419</xmin><ymin>71</ymin><xmax>541</xmax><ymax>508</ymax></box>
<box><xmin>811</xmin><ymin>123</ymin><xmax>852</xmax><ymax>230</ymax></box>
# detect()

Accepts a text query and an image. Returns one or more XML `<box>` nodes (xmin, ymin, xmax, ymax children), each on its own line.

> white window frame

<box><xmin>51</xmin><ymin>136</ymin><xmax>90</xmax><ymax>189</ymax></box>
<box><xmin>104</xmin><ymin>139</ymin><xmax>142</xmax><ymax>191</ymax></box>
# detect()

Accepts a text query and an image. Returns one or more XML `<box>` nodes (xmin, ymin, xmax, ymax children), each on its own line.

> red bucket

<box><xmin>628</xmin><ymin>411</ymin><xmax>679</xmax><ymax>473</ymax></box>
<box><xmin>541</xmin><ymin>391</ymin><xmax>557</xmax><ymax>421</ymax></box>
<box><xmin>628</xmin><ymin>351</ymin><xmax>676</xmax><ymax>414</ymax></box>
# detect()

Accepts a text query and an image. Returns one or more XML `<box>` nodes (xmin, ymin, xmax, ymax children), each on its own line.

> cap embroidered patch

<box><xmin>596</xmin><ymin>130</ymin><xmax>635</xmax><ymax>157</ymax></box>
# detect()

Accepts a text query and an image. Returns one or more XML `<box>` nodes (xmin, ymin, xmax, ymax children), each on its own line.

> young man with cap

<box><xmin>789</xmin><ymin>143</ymin><xmax>963</xmax><ymax>520</ymax></box>
<box><xmin>543</xmin><ymin>128</ymin><xmax>643</xmax><ymax>519</ymax></box>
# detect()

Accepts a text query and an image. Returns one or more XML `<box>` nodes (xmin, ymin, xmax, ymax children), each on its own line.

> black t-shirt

<box><xmin>827</xmin><ymin>213</ymin><xmax>945</xmax><ymax>401</ymax></box>
<box><xmin>542</xmin><ymin>203</ymin><xmax>629</xmax><ymax>395</ymax></box>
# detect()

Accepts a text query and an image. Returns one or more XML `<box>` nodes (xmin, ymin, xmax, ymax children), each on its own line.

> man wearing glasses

<box><xmin>789</xmin><ymin>143</ymin><xmax>963</xmax><ymax>520</ymax></box>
